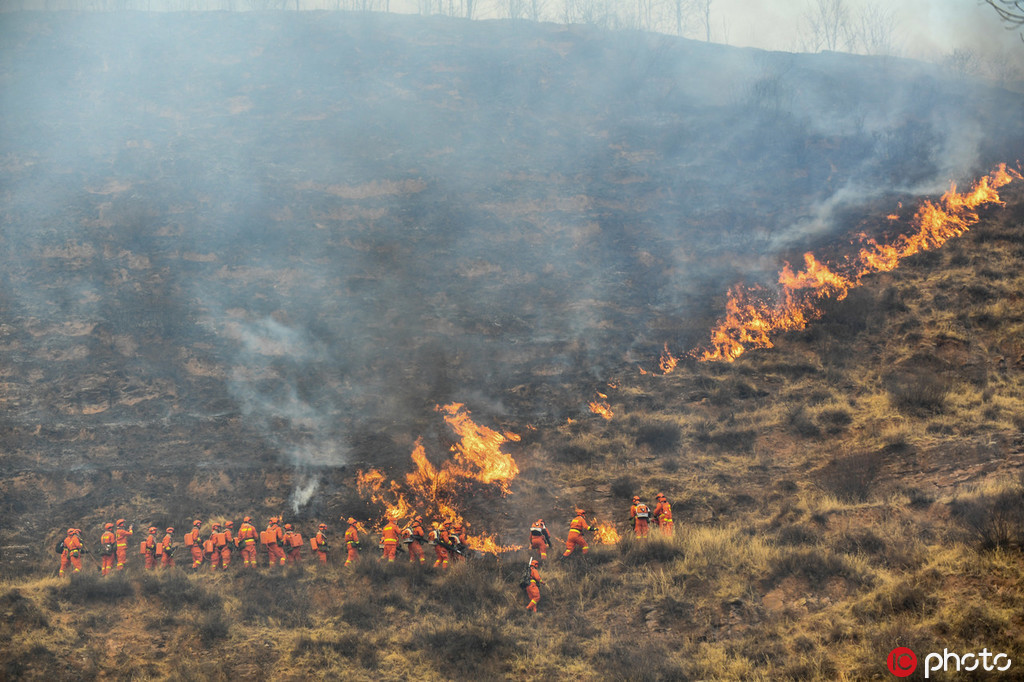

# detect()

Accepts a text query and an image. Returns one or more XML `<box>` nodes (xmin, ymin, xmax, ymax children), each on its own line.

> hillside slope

<box><xmin>1</xmin><ymin>11</ymin><xmax>1024</xmax><ymax>681</ymax></box>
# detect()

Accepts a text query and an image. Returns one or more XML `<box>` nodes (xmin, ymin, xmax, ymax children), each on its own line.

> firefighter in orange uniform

<box><xmin>380</xmin><ymin>517</ymin><xmax>401</xmax><ymax>562</ymax></box>
<box><xmin>283</xmin><ymin>523</ymin><xmax>302</xmax><ymax>564</ymax></box>
<box><xmin>265</xmin><ymin>517</ymin><xmax>285</xmax><ymax>567</ymax></box>
<box><xmin>59</xmin><ymin>528</ymin><xmax>83</xmax><ymax>577</ymax></box>
<box><xmin>142</xmin><ymin>526</ymin><xmax>159</xmax><ymax>570</ymax></box>
<box><xmin>312</xmin><ymin>523</ymin><xmax>330</xmax><ymax>565</ymax></box>
<box><xmin>99</xmin><ymin>523</ymin><xmax>116</xmax><ymax>576</ymax></box>
<box><xmin>529</xmin><ymin>518</ymin><xmax>551</xmax><ymax>561</ymax></box>
<box><xmin>237</xmin><ymin>516</ymin><xmax>258</xmax><ymax>569</ymax></box>
<box><xmin>449</xmin><ymin>522</ymin><xmax>467</xmax><ymax>560</ymax></box>
<box><xmin>206</xmin><ymin>523</ymin><xmax>222</xmax><ymax>570</ymax></box>
<box><xmin>562</xmin><ymin>508</ymin><xmax>595</xmax><ymax>558</ymax></box>
<box><xmin>653</xmin><ymin>493</ymin><xmax>674</xmax><ymax>536</ymax></box>
<box><xmin>524</xmin><ymin>558</ymin><xmax>545</xmax><ymax>612</ymax></box>
<box><xmin>633</xmin><ymin>498</ymin><xmax>651</xmax><ymax>537</ymax></box>
<box><xmin>160</xmin><ymin>527</ymin><xmax>176</xmax><ymax>568</ymax></box>
<box><xmin>344</xmin><ymin>517</ymin><xmax>361</xmax><ymax>567</ymax></box>
<box><xmin>219</xmin><ymin>521</ymin><xmax>234</xmax><ymax>569</ymax></box>
<box><xmin>430</xmin><ymin>522</ymin><xmax>450</xmax><ymax>570</ymax></box>
<box><xmin>186</xmin><ymin>519</ymin><xmax>203</xmax><ymax>570</ymax></box>
<box><xmin>115</xmin><ymin>519</ymin><xmax>133</xmax><ymax>571</ymax></box>
<box><xmin>404</xmin><ymin>515</ymin><xmax>427</xmax><ymax>565</ymax></box>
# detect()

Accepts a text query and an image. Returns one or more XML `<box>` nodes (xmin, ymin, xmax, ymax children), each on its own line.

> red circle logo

<box><xmin>887</xmin><ymin>647</ymin><xmax>917</xmax><ymax>677</ymax></box>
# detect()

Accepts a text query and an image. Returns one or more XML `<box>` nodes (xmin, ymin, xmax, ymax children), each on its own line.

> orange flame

<box><xmin>356</xmin><ymin>405</ymin><xmax>521</xmax><ymax>554</ymax></box>
<box><xmin>693</xmin><ymin>164</ymin><xmax>1020</xmax><ymax>362</ymax></box>
<box><xmin>589</xmin><ymin>398</ymin><xmax>613</xmax><ymax>420</ymax></box>
<box><xmin>593</xmin><ymin>520</ymin><xmax>620</xmax><ymax>545</ymax></box>
<box><xmin>438</xmin><ymin>402</ymin><xmax>520</xmax><ymax>494</ymax></box>
<box><xmin>659</xmin><ymin>342</ymin><xmax>679</xmax><ymax>374</ymax></box>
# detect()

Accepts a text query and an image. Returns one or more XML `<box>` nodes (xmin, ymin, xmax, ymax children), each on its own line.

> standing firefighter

<box><xmin>523</xmin><ymin>558</ymin><xmax>545</xmax><ymax>613</ymax></box>
<box><xmin>237</xmin><ymin>516</ymin><xmax>258</xmax><ymax>569</ymax></box>
<box><xmin>449</xmin><ymin>522</ymin><xmax>467</xmax><ymax>560</ymax></box>
<box><xmin>219</xmin><ymin>521</ymin><xmax>235</xmax><ymax>569</ymax></box>
<box><xmin>283</xmin><ymin>524</ymin><xmax>302</xmax><ymax>564</ymax></box>
<box><xmin>160</xmin><ymin>527</ymin><xmax>176</xmax><ymax>569</ymax></box>
<box><xmin>115</xmin><ymin>519</ymin><xmax>133</xmax><ymax>571</ymax></box>
<box><xmin>186</xmin><ymin>519</ymin><xmax>203</xmax><ymax>570</ymax></box>
<box><xmin>344</xmin><ymin>517</ymin><xmax>361</xmax><ymax>567</ymax></box>
<box><xmin>311</xmin><ymin>523</ymin><xmax>330</xmax><ymax>565</ymax></box>
<box><xmin>653</xmin><ymin>493</ymin><xmax>674</xmax><ymax>536</ymax></box>
<box><xmin>380</xmin><ymin>517</ymin><xmax>401</xmax><ymax>563</ymax></box>
<box><xmin>205</xmin><ymin>523</ymin><xmax>222</xmax><ymax>570</ymax></box>
<box><xmin>263</xmin><ymin>517</ymin><xmax>286</xmax><ymax>567</ymax></box>
<box><xmin>141</xmin><ymin>527</ymin><xmax>159</xmax><ymax>570</ymax></box>
<box><xmin>403</xmin><ymin>515</ymin><xmax>427</xmax><ymax>566</ymax></box>
<box><xmin>429</xmin><ymin>522</ymin><xmax>450</xmax><ymax>570</ymax></box>
<box><xmin>99</xmin><ymin>523</ymin><xmax>116</xmax><ymax>576</ymax></box>
<box><xmin>59</xmin><ymin>528</ymin><xmax>83</xmax><ymax>577</ymax></box>
<box><xmin>562</xmin><ymin>508</ymin><xmax>596</xmax><ymax>558</ymax></box>
<box><xmin>632</xmin><ymin>497</ymin><xmax>651</xmax><ymax>538</ymax></box>
<box><xmin>529</xmin><ymin>518</ymin><xmax>552</xmax><ymax>561</ymax></box>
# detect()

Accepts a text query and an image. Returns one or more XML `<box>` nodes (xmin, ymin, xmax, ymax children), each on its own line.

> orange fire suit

<box><xmin>381</xmin><ymin>521</ymin><xmax>401</xmax><ymax>562</ymax></box>
<box><xmin>529</xmin><ymin>521</ymin><xmax>551</xmax><ymax>561</ymax></box>
<box><xmin>219</xmin><ymin>528</ymin><xmax>234</xmax><ymax>569</ymax></box>
<box><xmin>265</xmin><ymin>523</ymin><xmax>285</xmax><ymax>567</ymax></box>
<box><xmin>236</xmin><ymin>521</ymin><xmax>258</xmax><ymax>568</ymax></box>
<box><xmin>115</xmin><ymin>526</ymin><xmax>133</xmax><ymax>570</ymax></box>
<box><xmin>100</xmin><ymin>529</ymin><xmax>116</xmax><ymax>575</ymax></box>
<box><xmin>208</xmin><ymin>531</ymin><xmax>224</xmax><ymax>570</ymax></box>
<box><xmin>525</xmin><ymin>565</ymin><xmax>544</xmax><ymax>612</ymax></box>
<box><xmin>186</xmin><ymin>527</ymin><xmax>203</xmax><ymax>569</ymax></box>
<box><xmin>160</xmin><ymin>532</ymin><xmax>176</xmax><ymax>568</ymax></box>
<box><xmin>405</xmin><ymin>523</ymin><xmax>427</xmax><ymax>565</ymax></box>
<box><xmin>313</xmin><ymin>530</ymin><xmax>329</xmax><ymax>564</ymax></box>
<box><xmin>449</xmin><ymin>526</ymin><xmax>467</xmax><ymax>561</ymax></box>
<box><xmin>344</xmin><ymin>525</ymin><xmax>360</xmax><ymax>566</ymax></box>
<box><xmin>284</xmin><ymin>530</ymin><xmax>302</xmax><ymax>564</ymax></box>
<box><xmin>142</xmin><ymin>532</ymin><xmax>158</xmax><ymax>570</ymax></box>
<box><xmin>430</xmin><ymin>529</ymin><xmax>450</xmax><ymax>569</ymax></box>
<box><xmin>59</xmin><ymin>532</ymin><xmax>83</xmax><ymax>577</ymax></box>
<box><xmin>562</xmin><ymin>515</ymin><xmax>594</xmax><ymax>557</ymax></box>
<box><xmin>633</xmin><ymin>503</ymin><xmax>651</xmax><ymax>537</ymax></box>
<box><xmin>653</xmin><ymin>500</ymin><xmax>673</xmax><ymax>535</ymax></box>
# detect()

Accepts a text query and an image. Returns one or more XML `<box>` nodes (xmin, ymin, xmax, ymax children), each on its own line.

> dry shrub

<box><xmin>593</xmin><ymin>639</ymin><xmax>685</xmax><ymax>681</ymax></box>
<box><xmin>413</xmin><ymin>623</ymin><xmax>513</xmax><ymax>678</ymax></box>
<box><xmin>949</xmin><ymin>488</ymin><xmax>1024</xmax><ymax>550</ymax></box>
<box><xmin>634</xmin><ymin>419</ymin><xmax>681</xmax><ymax>453</ymax></box>
<box><xmin>766</xmin><ymin>548</ymin><xmax>872</xmax><ymax>590</ymax></box>
<box><xmin>775</xmin><ymin>523</ymin><xmax>821</xmax><ymax>547</ymax></box>
<box><xmin>292</xmin><ymin>633</ymin><xmax>379</xmax><ymax>670</ymax></box>
<box><xmin>139</xmin><ymin>571</ymin><xmax>221</xmax><ymax>610</ymax></box>
<box><xmin>816</xmin><ymin>450</ymin><xmax>884</xmax><ymax>503</ymax></box>
<box><xmin>852</xmin><ymin>573</ymin><xmax>939</xmax><ymax>621</ymax></box>
<box><xmin>886</xmin><ymin>372</ymin><xmax>951</xmax><ymax>414</ymax></box>
<box><xmin>618</xmin><ymin>533</ymin><xmax>685</xmax><ymax>565</ymax></box>
<box><xmin>51</xmin><ymin>571</ymin><xmax>135</xmax><ymax>605</ymax></box>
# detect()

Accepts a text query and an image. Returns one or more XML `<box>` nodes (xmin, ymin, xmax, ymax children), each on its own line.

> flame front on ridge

<box><xmin>691</xmin><ymin>164</ymin><xmax>1020</xmax><ymax>363</ymax></box>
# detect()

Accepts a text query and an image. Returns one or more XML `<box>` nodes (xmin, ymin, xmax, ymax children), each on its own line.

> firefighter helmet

<box><xmin>193</xmin><ymin>519</ymin><xmax>202</xmax><ymax>526</ymax></box>
<box><xmin>284</xmin><ymin>523</ymin><xmax>292</xmax><ymax>531</ymax></box>
<box><xmin>318</xmin><ymin>523</ymin><xmax>327</xmax><ymax>530</ymax></box>
<box><xmin>212</xmin><ymin>523</ymin><xmax>221</xmax><ymax>529</ymax></box>
<box><xmin>347</xmin><ymin>517</ymin><xmax>357</xmax><ymax>525</ymax></box>
<box><xmin>166</xmin><ymin>527</ymin><xmax>174</xmax><ymax>533</ymax></box>
<box><xmin>104</xmin><ymin>522</ymin><xmax>114</xmax><ymax>530</ymax></box>
<box><xmin>148</xmin><ymin>526</ymin><xmax>157</xmax><ymax>533</ymax></box>
<box><xmin>116</xmin><ymin>519</ymin><xmax>126</xmax><ymax>526</ymax></box>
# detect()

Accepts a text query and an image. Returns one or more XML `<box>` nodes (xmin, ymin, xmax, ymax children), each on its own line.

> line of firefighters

<box><xmin>56</xmin><ymin>492</ymin><xmax>673</xmax><ymax>613</ymax></box>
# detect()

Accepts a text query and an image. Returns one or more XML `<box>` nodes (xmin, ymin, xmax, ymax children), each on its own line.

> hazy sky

<box><xmin>712</xmin><ymin>0</ymin><xmax>1020</xmax><ymax>59</ymax></box>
